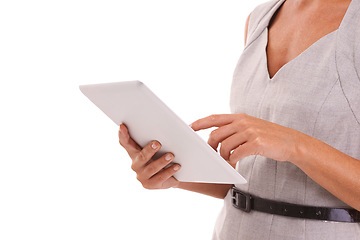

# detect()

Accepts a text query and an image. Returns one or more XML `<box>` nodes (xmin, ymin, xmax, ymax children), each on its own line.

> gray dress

<box><xmin>212</xmin><ymin>0</ymin><xmax>360</xmax><ymax>239</ymax></box>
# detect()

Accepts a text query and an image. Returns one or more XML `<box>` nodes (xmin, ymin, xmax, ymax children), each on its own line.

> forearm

<box><xmin>174</xmin><ymin>182</ymin><xmax>232</xmax><ymax>199</ymax></box>
<box><xmin>292</xmin><ymin>132</ymin><xmax>360</xmax><ymax>211</ymax></box>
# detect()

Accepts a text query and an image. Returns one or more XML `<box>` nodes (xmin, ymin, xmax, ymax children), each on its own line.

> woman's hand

<box><xmin>190</xmin><ymin>114</ymin><xmax>360</xmax><ymax>211</ymax></box>
<box><xmin>190</xmin><ymin>113</ymin><xmax>303</xmax><ymax>164</ymax></box>
<box><xmin>118</xmin><ymin>124</ymin><xmax>181</xmax><ymax>189</ymax></box>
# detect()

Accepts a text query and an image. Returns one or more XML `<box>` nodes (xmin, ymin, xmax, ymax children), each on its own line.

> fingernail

<box><xmin>165</xmin><ymin>154</ymin><xmax>172</xmax><ymax>161</ymax></box>
<box><xmin>173</xmin><ymin>165</ymin><xmax>180</xmax><ymax>171</ymax></box>
<box><xmin>151</xmin><ymin>142</ymin><xmax>159</xmax><ymax>150</ymax></box>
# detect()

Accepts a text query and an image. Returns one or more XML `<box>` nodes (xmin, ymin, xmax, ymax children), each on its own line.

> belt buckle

<box><xmin>232</xmin><ymin>187</ymin><xmax>252</xmax><ymax>213</ymax></box>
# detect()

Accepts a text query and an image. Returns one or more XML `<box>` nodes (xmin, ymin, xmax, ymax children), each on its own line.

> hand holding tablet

<box><xmin>80</xmin><ymin>81</ymin><xmax>247</xmax><ymax>184</ymax></box>
<box><xmin>118</xmin><ymin>123</ymin><xmax>182</xmax><ymax>189</ymax></box>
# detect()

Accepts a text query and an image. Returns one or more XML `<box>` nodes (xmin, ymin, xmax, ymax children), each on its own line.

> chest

<box><xmin>231</xmin><ymin>14</ymin><xmax>340</xmax><ymax>136</ymax></box>
<box><xmin>266</xmin><ymin>1</ymin><xmax>351</xmax><ymax>79</ymax></box>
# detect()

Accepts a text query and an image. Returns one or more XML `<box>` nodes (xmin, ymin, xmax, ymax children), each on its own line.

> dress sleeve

<box><xmin>245</xmin><ymin>0</ymin><xmax>280</xmax><ymax>49</ymax></box>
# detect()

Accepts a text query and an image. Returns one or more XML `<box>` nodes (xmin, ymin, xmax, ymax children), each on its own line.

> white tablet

<box><xmin>80</xmin><ymin>81</ymin><xmax>247</xmax><ymax>184</ymax></box>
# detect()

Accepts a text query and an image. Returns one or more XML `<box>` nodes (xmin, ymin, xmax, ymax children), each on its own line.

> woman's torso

<box><xmin>213</xmin><ymin>0</ymin><xmax>360</xmax><ymax>239</ymax></box>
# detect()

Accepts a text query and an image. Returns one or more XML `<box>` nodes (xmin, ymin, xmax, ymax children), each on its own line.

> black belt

<box><xmin>231</xmin><ymin>187</ymin><xmax>360</xmax><ymax>223</ymax></box>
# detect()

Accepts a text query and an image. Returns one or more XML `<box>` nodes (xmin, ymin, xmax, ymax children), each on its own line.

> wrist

<box><xmin>288</xmin><ymin>131</ymin><xmax>315</xmax><ymax>167</ymax></box>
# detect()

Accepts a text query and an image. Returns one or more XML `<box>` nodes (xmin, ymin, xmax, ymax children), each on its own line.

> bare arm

<box><xmin>176</xmin><ymin>182</ymin><xmax>232</xmax><ymax>199</ymax></box>
<box><xmin>244</xmin><ymin>13</ymin><xmax>251</xmax><ymax>46</ymax></box>
<box><xmin>293</xmin><ymin>134</ymin><xmax>360</xmax><ymax>211</ymax></box>
<box><xmin>191</xmin><ymin>113</ymin><xmax>360</xmax><ymax>211</ymax></box>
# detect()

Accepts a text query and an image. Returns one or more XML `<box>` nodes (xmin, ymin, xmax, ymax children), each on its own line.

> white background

<box><xmin>0</xmin><ymin>1</ymin><xmax>264</xmax><ymax>239</ymax></box>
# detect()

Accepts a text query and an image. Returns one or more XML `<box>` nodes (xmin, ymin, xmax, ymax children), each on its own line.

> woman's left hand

<box><xmin>190</xmin><ymin>113</ymin><xmax>304</xmax><ymax>164</ymax></box>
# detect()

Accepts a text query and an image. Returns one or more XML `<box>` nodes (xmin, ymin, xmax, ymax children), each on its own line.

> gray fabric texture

<box><xmin>212</xmin><ymin>0</ymin><xmax>360</xmax><ymax>239</ymax></box>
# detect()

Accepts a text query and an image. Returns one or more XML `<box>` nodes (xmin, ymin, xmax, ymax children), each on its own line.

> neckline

<box><xmin>265</xmin><ymin>28</ymin><xmax>338</xmax><ymax>80</ymax></box>
<box><xmin>264</xmin><ymin>0</ymin><xmax>354</xmax><ymax>81</ymax></box>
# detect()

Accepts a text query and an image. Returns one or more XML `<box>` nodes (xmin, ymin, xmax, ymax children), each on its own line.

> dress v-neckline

<box><xmin>264</xmin><ymin>28</ymin><xmax>338</xmax><ymax>81</ymax></box>
<box><xmin>264</xmin><ymin>0</ymin><xmax>354</xmax><ymax>81</ymax></box>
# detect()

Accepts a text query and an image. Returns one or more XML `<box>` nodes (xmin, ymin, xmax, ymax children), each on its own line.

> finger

<box><xmin>141</xmin><ymin>153</ymin><xmax>175</xmax><ymax>179</ymax></box>
<box><xmin>208</xmin><ymin>124</ymin><xmax>237</xmax><ymax>151</ymax></box>
<box><xmin>228</xmin><ymin>142</ymin><xmax>256</xmax><ymax>164</ymax></box>
<box><xmin>118</xmin><ymin>124</ymin><xmax>142</xmax><ymax>158</ymax></box>
<box><xmin>132</xmin><ymin>140</ymin><xmax>162</xmax><ymax>172</ymax></box>
<box><xmin>148</xmin><ymin>164</ymin><xmax>181</xmax><ymax>188</ymax></box>
<box><xmin>191</xmin><ymin>114</ymin><xmax>234</xmax><ymax>131</ymax></box>
<box><xmin>161</xmin><ymin>176</ymin><xmax>180</xmax><ymax>189</ymax></box>
<box><xmin>219</xmin><ymin>133</ymin><xmax>248</xmax><ymax>160</ymax></box>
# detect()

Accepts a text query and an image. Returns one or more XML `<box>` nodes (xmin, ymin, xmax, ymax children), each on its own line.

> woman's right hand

<box><xmin>118</xmin><ymin>124</ymin><xmax>181</xmax><ymax>189</ymax></box>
